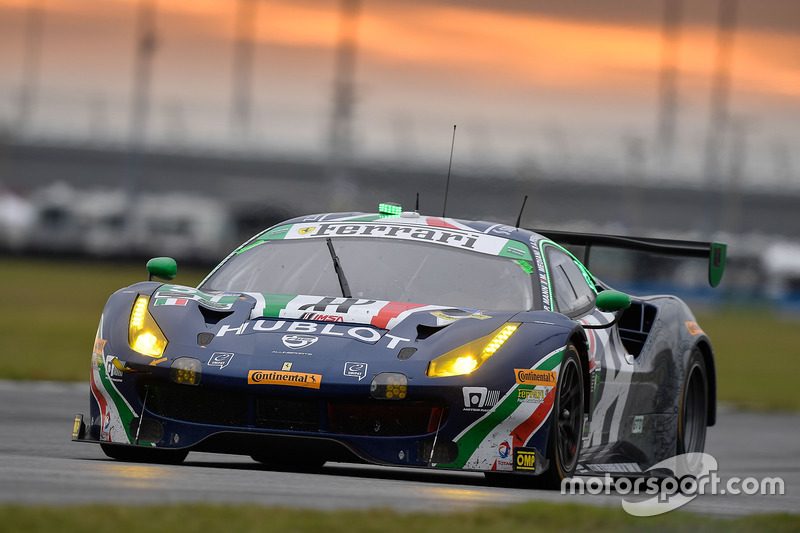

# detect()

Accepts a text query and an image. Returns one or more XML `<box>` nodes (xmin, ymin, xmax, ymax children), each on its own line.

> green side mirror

<box><xmin>595</xmin><ymin>290</ymin><xmax>631</xmax><ymax>313</ymax></box>
<box><xmin>146</xmin><ymin>257</ymin><xmax>178</xmax><ymax>281</ymax></box>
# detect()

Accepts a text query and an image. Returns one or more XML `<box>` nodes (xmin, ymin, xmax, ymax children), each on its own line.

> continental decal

<box><xmin>685</xmin><ymin>321</ymin><xmax>704</xmax><ymax>336</ymax></box>
<box><xmin>515</xmin><ymin>368</ymin><xmax>557</xmax><ymax>387</ymax></box>
<box><xmin>247</xmin><ymin>370</ymin><xmax>322</xmax><ymax>389</ymax></box>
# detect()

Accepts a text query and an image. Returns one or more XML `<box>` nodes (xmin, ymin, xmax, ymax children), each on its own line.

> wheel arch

<box><xmin>568</xmin><ymin>329</ymin><xmax>591</xmax><ymax>414</ymax></box>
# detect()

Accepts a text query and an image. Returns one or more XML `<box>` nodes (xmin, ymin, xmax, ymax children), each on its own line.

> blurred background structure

<box><xmin>0</xmin><ymin>0</ymin><xmax>798</xmax><ymax>308</ymax></box>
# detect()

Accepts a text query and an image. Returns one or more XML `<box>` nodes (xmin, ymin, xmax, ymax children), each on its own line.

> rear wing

<box><xmin>531</xmin><ymin>229</ymin><xmax>727</xmax><ymax>288</ymax></box>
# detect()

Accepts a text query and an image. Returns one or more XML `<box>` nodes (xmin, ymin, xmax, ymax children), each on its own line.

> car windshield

<box><xmin>201</xmin><ymin>237</ymin><xmax>537</xmax><ymax>311</ymax></box>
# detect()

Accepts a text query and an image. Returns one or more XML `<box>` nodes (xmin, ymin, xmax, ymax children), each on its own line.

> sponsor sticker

<box><xmin>207</xmin><ymin>352</ymin><xmax>235</xmax><ymax>370</ymax></box>
<box><xmin>462</xmin><ymin>387</ymin><xmax>501</xmax><ymax>412</ymax></box>
<box><xmin>514</xmin><ymin>448</ymin><xmax>536</xmax><ymax>471</ymax></box>
<box><xmin>343</xmin><ymin>361</ymin><xmax>369</xmax><ymax>381</ymax></box>
<box><xmin>301</xmin><ymin>312</ymin><xmax>345</xmax><ymax>322</ymax></box>
<box><xmin>247</xmin><ymin>370</ymin><xmax>322</xmax><ymax>389</ymax></box>
<box><xmin>632</xmin><ymin>415</ymin><xmax>644</xmax><ymax>434</ymax></box>
<box><xmin>104</xmin><ymin>355</ymin><xmax>124</xmax><ymax>382</ymax></box>
<box><xmin>517</xmin><ymin>387</ymin><xmax>546</xmax><ymax>403</ymax></box>
<box><xmin>515</xmin><ymin>368</ymin><xmax>557</xmax><ymax>387</ymax></box>
<box><xmin>281</xmin><ymin>334</ymin><xmax>318</xmax><ymax>350</ymax></box>
<box><xmin>498</xmin><ymin>441</ymin><xmax>511</xmax><ymax>459</ymax></box>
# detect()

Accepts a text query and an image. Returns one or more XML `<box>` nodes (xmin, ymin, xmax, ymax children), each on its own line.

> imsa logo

<box><xmin>514</xmin><ymin>448</ymin><xmax>536</xmax><ymax>471</ymax></box>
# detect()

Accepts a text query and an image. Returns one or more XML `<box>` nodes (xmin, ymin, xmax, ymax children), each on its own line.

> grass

<box><xmin>0</xmin><ymin>503</ymin><xmax>797</xmax><ymax>533</ymax></box>
<box><xmin>0</xmin><ymin>258</ymin><xmax>205</xmax><ymax>381</ymax></box>
<box><xmin>695</xmin><ymin>308</ymin><xmax>800</xmax><ymax>411</ymax></box>
<box><xmin>0</xmin><ymin>257</ymin><xmax>798</xmax><ymax>410</ymax></box>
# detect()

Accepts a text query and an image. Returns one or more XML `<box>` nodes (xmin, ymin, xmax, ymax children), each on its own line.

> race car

<box><xmin>72</xmin><ymin>203</ymin><xmax>727</xmax><ymax>488</ymax></box>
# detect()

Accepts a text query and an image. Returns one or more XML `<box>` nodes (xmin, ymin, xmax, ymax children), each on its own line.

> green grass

<box><xmin>0</xmin><ymin>258</ymin><xmax>205</xmax><ymax>381</ymax></box>
<box><xmin>695</xmin><ymin>308</ymin><xmax>800</xmax><ymax>411</ymax></box>
<box><xmin>0</xmin><ymin>258</ymin><xmax>798</xmax><ymax>411</ymax></box>
<box><xmin>0</xmin><ymin>503</ymin><xmax>797</xmax><ymax>533</ymax></box>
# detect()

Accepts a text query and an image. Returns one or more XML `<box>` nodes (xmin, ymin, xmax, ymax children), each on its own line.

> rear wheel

<box><xmin>100</xmin><ymin>444</ymin><xmax>188</xmax><ymax>464</ymax></box>
<box><xmin>677</xmin><ymin>348</ymin><xmax>708</xmax><ymax>454</ymax></box>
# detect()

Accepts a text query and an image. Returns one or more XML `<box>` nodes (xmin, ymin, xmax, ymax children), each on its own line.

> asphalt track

<box><xmin>0</xmin><ymin>380</ymin><xmax>797</xmax><ymax>516</ymax></box>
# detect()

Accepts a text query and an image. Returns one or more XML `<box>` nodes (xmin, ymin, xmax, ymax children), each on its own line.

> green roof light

<box><xmin>378</xmin><ymin>202</ymin><xmax>402</xmax><ymax>216</ymax></box>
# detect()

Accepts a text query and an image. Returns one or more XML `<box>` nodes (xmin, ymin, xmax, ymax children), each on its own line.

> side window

<box><xmin>546</xmin><ymin>248</ymin><xmax>595</xmax><ymax>317</ymax></box>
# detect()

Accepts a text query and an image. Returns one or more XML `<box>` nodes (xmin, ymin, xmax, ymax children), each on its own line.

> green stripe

<box><xmin>499</xmin><ymin>240</ymin><xmax>533</xmax><ymax>261</ymax></box>
<box><xmin>97</xmin><ymin>361</ymin><xmax>135</xmax><ymax>443</ymax></box>
<box><xmin>438</xmin><ymin>348</ymin><xmax>564</xmax><ymax>469</ymax></box>
<box><xmin>346</xmin><ymin>214</ymin><xmax>384</xmax><ymax>222</ymax></box>
<box><xmin>261</xmin><ymin>293</ymin><xmax>297</xmax><ymax>318</ymax></box>
<box><xmin>514</xmin><ymin>259</ymin><xmax>534</xmax><ymax>274</ymax></box>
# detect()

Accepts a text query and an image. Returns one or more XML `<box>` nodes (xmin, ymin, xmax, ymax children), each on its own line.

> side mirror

<box><xmin>595</xmin><ymin>290</ymin><xmax>631</xmax><ymax>313</ymax></box>
<box><xmin>146</xmin><ymin>257</ymin><xmax>178</xmax><ymax>281</ymax></box>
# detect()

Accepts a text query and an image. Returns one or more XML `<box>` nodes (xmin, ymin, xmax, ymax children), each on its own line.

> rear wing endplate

<box><xmin>532</xmin><ymin>229</ymin><xmax>727</xmax><ymax>288</ymax></box>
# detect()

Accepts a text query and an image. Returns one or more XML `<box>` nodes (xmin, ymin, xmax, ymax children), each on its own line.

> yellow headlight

<box><xmin>427</xmin><ymin>323</ymin><xmax>520</xmax><ymax>378</ymax></box>
<box><xmin>128</xmin><ymin>295</ymin><xmax>168</xmax><ymax>358</ymax></box>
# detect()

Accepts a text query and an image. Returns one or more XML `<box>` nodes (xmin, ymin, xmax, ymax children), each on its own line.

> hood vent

<box><xmin>416</xmin><ymin>324</ymin><xmax>449</xmax><ymax>340</ymax></box>
<box><xmin>199</xmin><ymin>306</ymin><xmax>234</xmax><ymax>325</ymax></box>
<box><xmin>397</xmin><ymin>347</ymin><xmax>417</xmax><ymax>360</ymax></box>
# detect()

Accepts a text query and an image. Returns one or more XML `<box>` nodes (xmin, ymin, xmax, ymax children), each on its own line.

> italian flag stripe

<box><xmin>439</xmin><ymin>347</ymin><xmax>564</xmax><ymax>469</ymax></box>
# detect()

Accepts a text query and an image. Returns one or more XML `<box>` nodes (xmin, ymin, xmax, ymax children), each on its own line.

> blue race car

<box><xmin>73</xmin><ymin>203</ymin><xmax>726</xmax><ymax>488</ymax></box>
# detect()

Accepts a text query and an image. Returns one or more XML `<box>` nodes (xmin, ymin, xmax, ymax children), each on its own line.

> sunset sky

<box><xmin>0</xmin><ymin>0</ymin><xmax>798</xmax><ymax>184</ymax></box>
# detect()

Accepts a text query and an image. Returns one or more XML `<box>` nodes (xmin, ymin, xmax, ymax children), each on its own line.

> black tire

<box><xmin>486</xmin><ymin>344</ymin><xmax>585</xmax><ymax>490</ymax></box>
<box><xmin>100</xmin><ymin>443</ymin><xmax>188</xmax><ymax>464</ymax></box>
<box><xmin>677</xmin><ymin>348</ymin><xmax>708</xmax><ymax>455</ymax></box>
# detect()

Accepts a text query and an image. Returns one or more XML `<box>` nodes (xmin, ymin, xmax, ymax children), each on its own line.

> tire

<box><xmin>100</xmin><ymin>443</ymin><xmax>188</xmax><ymax>464</ymax></box>
<box><xmin>486</xmin><ymin>344</ymin><xmax>585</xmax><ymax>490</ymax></box>
<box><xmin>677</xmin><ymin>348</ymin><xmax>708</xmax><ymax>455</ymax></box>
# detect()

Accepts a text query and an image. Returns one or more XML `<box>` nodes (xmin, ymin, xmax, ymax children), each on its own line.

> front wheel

<box><xmin>100</xmin><ymin>444</ymin><xmax>188</xmax><ymax>464</ymax></box>
<box><xmin>487</xmin><ymin>344</ymin><xmax>585</xmax><ymax>490</ymax></box>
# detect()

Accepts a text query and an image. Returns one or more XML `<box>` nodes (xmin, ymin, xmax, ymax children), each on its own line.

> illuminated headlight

<box><xmin>370</xmin><ymin>373</ymin><xmax>407</xmax><ymax>400</ymax></box>
<box><xmin>170</xmin><ymin>357</ymin><xmax>201</xmax><ymax>386</ymax></box>
<box><xmin>427</xmin><ymin>323</ymin><xmax>520</xmax><ymax>378</ymax></box>
<box><xmin>128</xmin><ymin>295</ymin><xmax>168</xmax><ymax>358</ymax></box>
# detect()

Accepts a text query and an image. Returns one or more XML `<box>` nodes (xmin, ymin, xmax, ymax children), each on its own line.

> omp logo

<box><xmin>514</xmin><ymin>448</ymin><xmax>536</xmax><ymax>471</ymax></box>
<box><xmin>515</xmin><ymin>369</ymin><xmax>557</xmax><ymax>387</ymax></box>
<box><xmin>247</xmin><ymin>370</ymin><xmax>322</xmax><ymax>389</ymax></box>
<box><xmin>281</xmin><ymin>334</ymin><xmax>318</xmax><ymax>349</ymax></box>
<box><xmin>462</xmin><ymin>387</ymin><xmax>500</xmax><ymax>410</ymax></box>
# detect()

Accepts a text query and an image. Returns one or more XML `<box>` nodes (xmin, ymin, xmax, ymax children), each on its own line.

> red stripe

<box><xmin>426</xmin><ymin>217</ymin><xmax>460</xmax><ymax>229</ymax></box>
<box><xmin>511</xmin><ymin>388</ymin><xmax>556</xmax><ymax>448</ymax></box>
<box><xmin>89</xmin><ymin>364</ymin><xmax>108</xmax><ymax>421</ymax></box>
<box><xmin>371</xmin><ymin>301</ymin><xmax>426</xmax><ymax>329</ymax></box>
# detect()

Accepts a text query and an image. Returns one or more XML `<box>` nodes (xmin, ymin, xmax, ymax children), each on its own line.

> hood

<box><xmin>152</xmin><ymin>284</ymin><xmax>500</xmax><ymax>330</ymax></box>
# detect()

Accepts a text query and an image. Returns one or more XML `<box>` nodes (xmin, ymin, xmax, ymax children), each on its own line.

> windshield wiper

<box><xmin>326</xmin><ymin>238</ymin><xmax>352</xmax><ymax>298</ymax></box>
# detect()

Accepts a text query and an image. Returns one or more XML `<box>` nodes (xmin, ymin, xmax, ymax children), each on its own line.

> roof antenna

<box><xmin>515</xmin><ymin>194</ymin><xmax>529</xmax><ymax>228</ymax></box>
<box><xmin>442</xmin><ymin>124</ymin><xmax>457</xmax><ymax>217</ymax></box>
<box><xmin>415</xmin><ymin>192</ymin><xmax>420</xmax><ymax>212</ymax></box>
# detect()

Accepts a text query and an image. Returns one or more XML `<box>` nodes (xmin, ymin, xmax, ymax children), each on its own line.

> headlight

<box><xmin>128</xmin><ymin>295</ymin><xmax>168</xmax><ymax>358</ymax></box>
<box><xmin>427</xmin><ymin>323</ymin><xmax>520</xmax><ymax>378</ymax></box>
